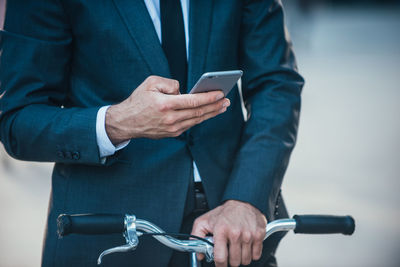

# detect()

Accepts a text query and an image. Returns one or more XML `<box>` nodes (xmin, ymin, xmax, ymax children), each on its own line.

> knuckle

<box><xmin>242</xmin><ymin>231</ymin><xmax>252</xmax><ymax>243</ymax></box>
<box><xmin>253</xmin><ymin>251</ymin><xmax>262</xmax><ymax>261</ymax></box>
<box><xmin>164</xmin><ymin>115</ymin><xmax>176</xmax><ymax>125</ymax></box>
<box><xmin>192</xmin><ymin>219</ymin><xmax>200</xmax><ymax>229</ymax></box>
<box><xmin>214</xmin><ymin>255</ymin><xmax>225</xmax><ymax>265</ymax></box>
<box><xmin>158</xmin><ymin>104</ymin><xmax>167</xmax><ymax>112</ymax></box>
<box><xmin>158</xmin><ymin>102</ymin><xmax>170</xmax><ymax>112</ymax></box>
<box><xmin>255</xmin><ymin>229</ymin><xmax>266</xmax><ymax>241</ymax></box>
<box><xmin>188</xmin><ymin>98</ymin><xmax>199</xmax><ymax>108</ymax></box>
<box><xmin>168</xmin><ymin>126</ymin><xmax>179</xmax><ymax>134</ymax></box>
<box><xmin>146</xmin><ymin>75</ymin><xmax>157</xmax><ymax>84</ymax></box>
<box><xmin>193</xmin><ymin>217</ymin><xmax>204</xmax><ymax>228</ymax></box>
<box><xmin>174</xmin><ymin>80</ymin><xmax>180</xmax><ymax>89</ymax></box>
<box><xmin>229</xmin><ymin>228</ymin><xmax>241</xmax><ymax>241</ymax></box>
<box><xmin>194</xmin><ymin>108</ymin><xmax>203</xmax><ymax>118</ymax></box>
<box><xmin>230</xmin><ymin>259</ymin><xmax>240</xmax><ymax>267</ymax></box>
<box><xmin>242</xmin><ymin>258</ymin><xmax>252</xmax><ymax>266</ymax></box>
<box><xmin>217</xmin><ymin>224</ymin><xmax>228</xmax><ymax>234</ymax></box>
<box><xmin>209</xmin><ymin>94</ymin><xmax>218</xmax><ymax>102</ymax></box>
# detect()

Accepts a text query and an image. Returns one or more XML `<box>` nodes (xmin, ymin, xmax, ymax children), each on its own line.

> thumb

<box><xmin>191</xmin><ymin>216</ymin><xmax>212</xmax><ymax>261</ymax></box>
<box><xmin>156</xmin><ymin>79</ymin><xmax>180</xmax><ymax>95</ymax></box>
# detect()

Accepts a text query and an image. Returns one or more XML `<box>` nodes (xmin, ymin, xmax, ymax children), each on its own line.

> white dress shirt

<box><xmin>96</xmin><ymin>0</ymin><xmax>201</xmax><ymax>182</ymax></box>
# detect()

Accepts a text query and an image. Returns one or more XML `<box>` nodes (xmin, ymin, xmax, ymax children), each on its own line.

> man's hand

<box><xmin>191</xmin><ymin>200</ymin><xmax>267</xmax><ymax>267</ymax></box>
<box><xmin>105</xmin><ymin>76</ymin><xmax>230</xmax><ymax>144</ymax></box>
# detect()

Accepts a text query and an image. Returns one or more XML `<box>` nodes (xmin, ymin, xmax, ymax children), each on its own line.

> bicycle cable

<box><xmin>138</xmin><ymin>231</ymin><xmax>214</xmax><ymax>246</ymax></box>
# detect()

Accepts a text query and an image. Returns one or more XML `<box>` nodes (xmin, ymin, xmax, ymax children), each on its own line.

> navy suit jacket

<box><xmin>0</xmin><ymin>0</ymin><xmax>303</xmax><ymax>266</ymax></box>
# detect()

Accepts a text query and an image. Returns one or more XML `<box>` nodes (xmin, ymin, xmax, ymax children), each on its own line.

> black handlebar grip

<box><xmin>293</xmin><ymin>215</ymin><xmax>355</xmax><ymax>235</ymax></box>
<box><xmin>57</xmin><ymin>214</ymin><xmax>125</xmax><ymax>237</ymax></box>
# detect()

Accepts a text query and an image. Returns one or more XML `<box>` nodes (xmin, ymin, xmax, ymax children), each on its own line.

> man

<box><xmin>0</xmin><ymin>0</ymin><xmax>303</xmax><ymax>266</ymax></box>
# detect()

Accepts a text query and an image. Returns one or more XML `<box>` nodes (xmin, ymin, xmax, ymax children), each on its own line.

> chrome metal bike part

<box><xmin>97</xmin><ymin>215</ymin><xmax>139</xmax><ymax>264</ymax></box>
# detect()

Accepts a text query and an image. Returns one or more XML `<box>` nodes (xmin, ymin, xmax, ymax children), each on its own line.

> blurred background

<box><xmin>1</xmin><ymin>0</ymin><xmax>399</xmax><ymax>266</ymax></box>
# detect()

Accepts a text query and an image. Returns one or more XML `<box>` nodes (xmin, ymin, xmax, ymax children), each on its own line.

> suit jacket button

<box><xmin>72</xmin><ymin>152</ymin><xmax>80</xmax><ymax>160</ymax></box>
<box><xmin>57</xmin><ymin>151</ymin><xmax>65</xmax><ymax>159</ymax></box>
<box><xmin>64</xmin><ymin>151</ymin><xmax>72</xmax><ymax>160</ymax></box>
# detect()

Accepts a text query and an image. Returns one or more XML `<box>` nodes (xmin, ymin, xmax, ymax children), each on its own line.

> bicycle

<box><xmin>57</xmin><ymin>213</ymin><xmax>355</xmax><ymax>266</ymax></box>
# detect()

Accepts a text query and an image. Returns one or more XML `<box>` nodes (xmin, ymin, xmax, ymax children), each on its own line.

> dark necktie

<box><xmin>160</xmin><ymin>0</ymin><xmax>188</xmax><ymax>94</ymax></box>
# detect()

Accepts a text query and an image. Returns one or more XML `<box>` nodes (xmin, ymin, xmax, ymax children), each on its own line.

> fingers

<box><xmin>158</xmin><ymin>98</ymin><xmax>230</xmax><ymax>135</ymax></box>
<box><xmin>215</xmin><ymin>230</ymin><xmax>261</xmax><ymax>267</ymax></box>
<box><xmin>167</xmin><ymin>90</ymin><xmax>225</xmax><ymax>110</ymax></box>
<box><xmin>151</xmin><ymin>98</ymin><xmax>228</xmax><ymax>138</ymax></box>
<box><xmin>227</xmin><ymin>229</ymin><xmax>252</xmax><ymax>267</ymax></box>
<box><xmin>211</xmin><ymin>201</ymin><xmax>267</xmax><ymax>267</ymax></box>
<box><xmin>173</xmin><ymin>98</ymin><xmax>230</xmax><ymax>123</ymax></box>
<box><xmin>214</xmin><ymin>230</ymin><xmax>229</xmax><ymax>267</ymax></box>
<box><xmin>228</xmin><ymin>230</ymin><xmax>241</xmax><ymax>267</ymax></box>
<box><xmin>241</xmin><ymin>232</ymin><xmax>253</xmax><ymax>265</ymax></box>
<box><xmin>191</xmin><ymin>216</ymin><xmax>212</xmax><ymax>261</ymax></box>
<box><xmin>252</xmin><ymin>228</ymin><xmax>265</xmax><ymax>261</ymax></box>
<box><xmin>173</xmin><ymin>106</ymin><xmax>227</xmax><ymax>134</ymax></box>
<box><xmin>144</xmin><ymin>75</ymin><xmax>180</xmax><ymax>95</ymax></box>
<box><xmin>252</xmin><ymin>242</ymin><xmax>263</xmax><ymax>261</ymax></box>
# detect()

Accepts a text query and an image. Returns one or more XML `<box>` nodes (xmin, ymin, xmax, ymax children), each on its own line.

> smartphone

<box><xmin>189</xmin><ymin>70</ymin><xmax>243</xmax><ymax>96</ymax></box>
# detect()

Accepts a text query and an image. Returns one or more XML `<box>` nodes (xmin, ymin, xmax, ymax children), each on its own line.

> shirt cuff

<box><xmin>96</xmin><ymin>106</ymin><xmax>130</xmax><ymax>162</ymax></box>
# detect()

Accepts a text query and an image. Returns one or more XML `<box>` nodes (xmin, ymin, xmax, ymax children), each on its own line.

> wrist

<box><xmin>105</xmin><ymin>104</ymin><xmax>131</xmax><ymax>145</ymax></box>
<box><xmin>223</xmin><ymin>199</ymin><xmax>250</xmax><ymax>207</ymax></box>
<box><xmin>223</xmin><ymin>199</ymin><xmax>266</xmax><ymax>217</ymax></box>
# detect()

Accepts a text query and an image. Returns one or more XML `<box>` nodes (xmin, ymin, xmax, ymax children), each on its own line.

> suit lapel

<box><xmin>112</xmin><ymin>0</ymin><xmax>170</xmax><ymax>77</ymax></box>
<box><xmin>187</xmin><ymin>0</ymin><xmax>214</xmax><ymax>91</ymax></box>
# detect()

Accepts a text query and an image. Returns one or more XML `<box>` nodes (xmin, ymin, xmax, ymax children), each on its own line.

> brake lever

<box><xmin>97</xmin><ymin>215</ymin><xmax>139</xmax><ymax>265</ymax></box>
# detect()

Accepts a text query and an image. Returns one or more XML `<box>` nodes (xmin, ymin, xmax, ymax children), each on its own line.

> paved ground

<box><xmin>1</xmin><ymin>3</ymin><xmax>399</xmax><ymax>267</ymax></box>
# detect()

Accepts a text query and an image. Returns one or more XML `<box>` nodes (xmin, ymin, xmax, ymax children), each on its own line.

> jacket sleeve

<box><xmin>221</xmin><ymin>0</ymin><xmax>304</xmax><ymax>219</ymax></box>
<box><xmin>0</xmin><ymin>0</ymin><xmax>102</xmax><ymax>165</ymax></box>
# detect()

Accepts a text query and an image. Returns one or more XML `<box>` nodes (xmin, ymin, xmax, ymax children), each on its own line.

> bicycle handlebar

<box><xmin>58</xmin><ymin>214</ymin><xmax>125</xmax><ymax>236</ymax></box>
<box><xmin>57</xmin><ymin>214</ymin><xmax>355</xmax><ymax>264</ymax></box>
<box><xmin>58</xmin><ymin>214</ymin><xmax>355</xmax><ymax>238</ymax></box>
<box><xmin>293</xmin><ymin>215</ymin><xmax>355</xmax><ymax>235</ymax></box>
